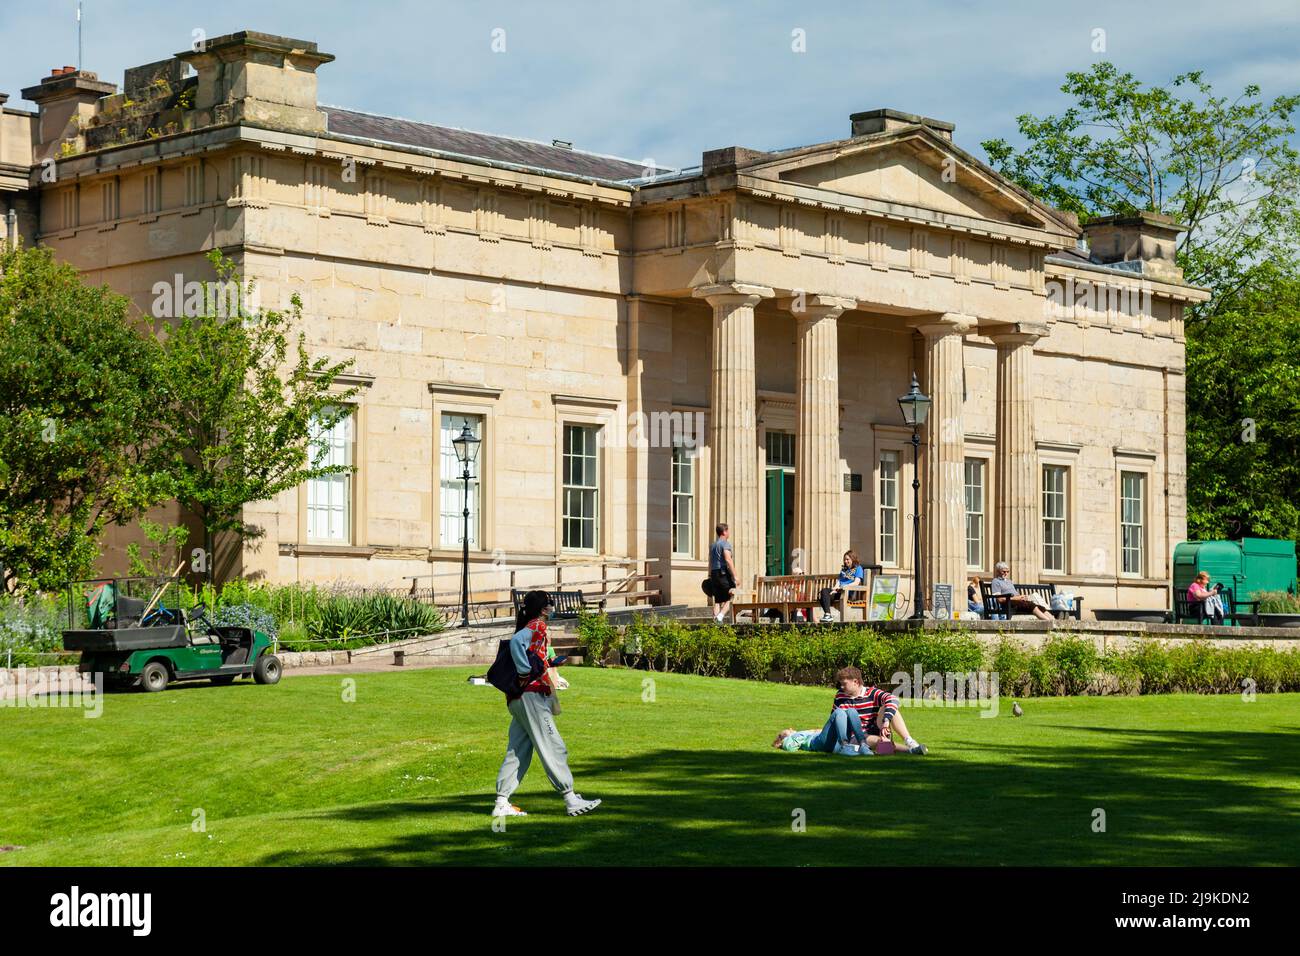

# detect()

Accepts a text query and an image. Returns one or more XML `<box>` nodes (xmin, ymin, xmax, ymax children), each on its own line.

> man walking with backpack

<box><xmin>490</xmin><ymin>589</ymin><xmax>601</xmax><ymax>818</ymax></box>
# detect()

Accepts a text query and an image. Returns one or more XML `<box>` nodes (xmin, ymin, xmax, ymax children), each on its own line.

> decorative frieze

<box><xmin>365</xmin><ymin>173</ymin><xmax>388</xmax><ymax>225</ymax></box>
<box><xmin>665</xmin><ymin>205</ymin><xmax>686</xmax><ymax>249</ymax></box>
<box><xmin>100</xmin><ymin>177</ymin><xmax>119</xmax><ymax>222</ymax></box>
<box><xmin>474</xmin><ymin>188</ymin><xmax>500</xmax><ymax>240</ymax></box>
<box><xmin>823</xmin><ymin>212</ymin><xmax>845</xmax><ymax>263</ymax></box>
<box><xmin>421</xmin><ymin>179</ymin><xmax>445</xmax><ymax>234</ymax></box>
<box><xmin>910</xmin><ymin>227</ymin><xmax>929</xmax><ymax>277</ymax></box>
<box><xmin>305</xmin><ymin>161</ymin><xmax>329</xmax><ymax>215</ymax></box>
<box><xmin>868</xmin><ymin>221</ymin><xmax>888</xmax><ymax>271</ymax></box>
<box><xmin>528</xmin><ymin>196</ymin><xmax>550</xmax><ymax>248</ymax></box>
<box><xmin>991</xmin><ymin>245</ymin><xmax>1010</xmax><ymax>288</ymax></box>
<box><xmin>780</xmin><ymin>207</ymin><xmax>799</xmax><ymax>257</ymax></box>
<box><xmin>579</xmin><ymin>205</ymin><xmax>601</xmax><ymax>257</ymax></box>
<box><xmin>229</xmin><ymin>154</ymin><xmax>267</xmax><ymax>207</ymax></box>
<box><xmin>950</xmin><ymin>236</ymin><xmax>969</xmax><ymax>284</ymax></box>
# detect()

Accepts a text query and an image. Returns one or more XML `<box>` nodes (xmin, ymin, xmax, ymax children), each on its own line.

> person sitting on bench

<box><xmin>1188</xmin><ymin>572</ymin><xmax>1226</xmax><ymax>625</ymax></box>
<box><xmin>989</xmin><ymin>562</ymin><xmax>1053</xmax><ymax>621</ymax></box>
<box><xmin>819</xmin><ymin>550</ymin><xmax>865</xmax><ymax>622</ymax></box>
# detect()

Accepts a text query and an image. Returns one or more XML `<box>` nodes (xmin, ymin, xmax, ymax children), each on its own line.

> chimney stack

<box><xmin>177</xmin><ymin>31</ymin><xmax>333</xmax><ymax>134</ymax></box>
<box><xmin>1081</xmin><ymin>212</ymin><xmax>1187</xmax><ymax>283</ymax></box>
<box><xmin>20</xmin><ymin>68</ymin><xmax>117</xmax><ymax>161</ymax></box>
<box><xmin>850</xmin><ymin>108</ymin><xmax>954</xmax><ymax>142</ymax></box>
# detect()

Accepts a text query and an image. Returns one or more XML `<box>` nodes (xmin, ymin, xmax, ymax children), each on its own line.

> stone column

<box><xmin>625</xmin><ymin>297</ymin><xmax>675</xmax><ymax>603</ymax></box>
<box><xmin>912</xmin><ymin>313</ymin><xmax>973</xmax><ymax>607</ymax></box>
<box><xmin>792</xmin><ymin>295</ymin><xmax>855</xmax><ymax>575</ymax></box>
<box><xmin>990</xmin><ymin>324</ymin><xmax>1047</xmax><ymax>577</ymax></box>
<box><xmin>693</xmin><ymin>283</ymin><xmax>774</xmax><ymax>591</ymax></box>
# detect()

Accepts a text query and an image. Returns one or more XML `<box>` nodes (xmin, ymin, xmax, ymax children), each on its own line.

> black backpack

<box><xmin>486</xmin><ymin>638</ymin><xmax>546</xmax><ymax>696</ymax></box>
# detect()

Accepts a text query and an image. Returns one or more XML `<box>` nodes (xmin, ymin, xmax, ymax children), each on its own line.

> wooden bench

<box><xmin>836</xmin><ymin>565</ymin><xmax>883</xmax><ymax>622</ymax></box>
<box><xmin>730</xmin><ymin>574</ymin><xmax>838</xmax><ymax>623</ymax></box>
<box><xmin>510</xmin><ymin>588</ymin><xmax>588</xmax><ymax>621</ymax></box>
<box><xmin>1171</xmin><ymin>587</ymin><xmax>1259</xmax><ymax>626</ymax></box>
<box><xmin>978</xmin><ymin>581</ymin><xmax>1084</xmax><ymax>621</ymax></box>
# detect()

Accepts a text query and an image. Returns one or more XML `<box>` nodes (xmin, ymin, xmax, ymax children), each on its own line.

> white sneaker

<box><xmin>833</xmin><ymin>742</ymin><xmax>860</xmax><ymax>756</ymax></box>
<box><xmin>564</xmin><ymin>793</ymin><xmax>602</xmax><ymax>816</ymax></box>
<box><xmin>821</xmin><ymin>613</ymin><xmax>834</xmax><ymax>623</ymax></box>
<box><xmin>491</xmin><ymin>801</ymin><xmax>527</xmax><ymax>817</ymax></box>
<box><xmin>857</xmin><ymin>744</ymin><xmax>875</xmax><ymax>755</ymax></box>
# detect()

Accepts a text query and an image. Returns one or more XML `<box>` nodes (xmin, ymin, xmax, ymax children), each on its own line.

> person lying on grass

<box><xmin>772</xmin><ymin>705</ymin><xmax>871</xmax><ymax>756</ymax></box>
<box><xmin>833</xmin><ymin>665</ymin><xmax>928</xmax><ymax>755</ymax></box>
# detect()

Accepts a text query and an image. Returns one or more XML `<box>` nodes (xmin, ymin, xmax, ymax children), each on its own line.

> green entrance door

<box><xmin>765</xmin><ymin>468</ymin><xmax>796</xmax><ymax>575</ymax></box>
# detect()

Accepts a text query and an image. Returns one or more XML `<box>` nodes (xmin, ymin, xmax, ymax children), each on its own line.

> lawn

<box><xmin>2</xmin><ymin>667</ymin><xmax>1298</xmax><ymax>866</ymax></box>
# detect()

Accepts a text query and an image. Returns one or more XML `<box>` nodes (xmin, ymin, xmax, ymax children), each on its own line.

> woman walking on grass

<box><xmin>492</xmin><ymin>589</ymin><xmax>601</xmax><ymax>818</ymax></box>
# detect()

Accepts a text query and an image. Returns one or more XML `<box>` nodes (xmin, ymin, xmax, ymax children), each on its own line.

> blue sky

<box><xmin>4</xmin><ymin>0</ymin><xmax>1298</xmax><ymax>170</ymax></box>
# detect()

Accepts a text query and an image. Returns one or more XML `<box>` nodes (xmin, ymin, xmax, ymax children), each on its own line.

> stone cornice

<box><xmin>729</xmin><ymin>177</ymin><xmax>1071</xmax><ymax>250</ymax></box>
<box><xmin>428</xmin><ymin>382</ymin><xmax>503</xmax><ymax>400</ymax></box>
<box><xmin>550</xmin><ymin>393</ymin><xmax>622</xmax><ymax>410</ymax></box>
<box><xmin>1045</xmin><ymin>258</ymin><xmax>1210</xmax><ymax>304</ymax></box>
<box><xmin>35</xmin><ymin>122</ymin><xmax>636</xmax><ymax>208</ymax></box>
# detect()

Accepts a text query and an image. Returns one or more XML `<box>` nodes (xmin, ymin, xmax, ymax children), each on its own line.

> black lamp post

<box><xmin>452</xmin><ymin>422</ymin><xmax>481</xmax><ymax>629</ymax></box>
<box><xmin>897</xmin><ymin>373</ymin><xmax>932</xmax><ymax>620</ymax></box>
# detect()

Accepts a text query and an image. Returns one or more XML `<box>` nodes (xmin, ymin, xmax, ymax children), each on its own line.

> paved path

<box><xmin>285</xmin><ymin>656</ymin><xmax>485</xmax><ymax>678</ymax></box>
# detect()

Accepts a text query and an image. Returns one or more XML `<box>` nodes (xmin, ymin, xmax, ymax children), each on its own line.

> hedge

<box><xmin>575</xmin><ymin>613</ymin><xmax>1300</xmax><ymax>696</ymax></box>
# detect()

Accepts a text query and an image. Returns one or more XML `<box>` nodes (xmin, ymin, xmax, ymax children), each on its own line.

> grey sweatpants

<box><xmin>495</xmin><ymin>692</ymin><xmax>574</xmax><ymax>800</ymax></box>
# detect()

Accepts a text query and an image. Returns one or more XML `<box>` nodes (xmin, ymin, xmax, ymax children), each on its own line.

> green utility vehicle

<box><xmin>62</xmin><ymin>576</ymin><xmax>282</xmax><ymax>692</ymax></box>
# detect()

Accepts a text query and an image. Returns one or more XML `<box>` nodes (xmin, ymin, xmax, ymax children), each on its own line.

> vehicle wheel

<box><xmin>253</xmin><ymin>653</ymin><xmax>282</xmax><ymax>685</ymax></box>
<box><xmin>140</xmin><ymin>661</ymin><xmax>170</xmax><ymax>693</ymax></box>
<box><xmin>210</xmin><ymin>675</ymin><xmax>237</xmax><ymax>686</ymax></box>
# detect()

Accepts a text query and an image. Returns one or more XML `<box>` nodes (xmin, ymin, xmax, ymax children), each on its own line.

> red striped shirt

<box><xmin>518</xmin><ymin>618</ymin><xmax>553</xmax><ymax>697</ymax></box>
<box><xmin>833</xmin><ymin>687</ymin><xmax>899</xmax><ymax>733</ymax></box>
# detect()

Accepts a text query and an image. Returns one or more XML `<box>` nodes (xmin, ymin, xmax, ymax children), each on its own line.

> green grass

<box><xmin>2</xmin><ymin>667</ymin><xmax>1299</xmax><ymax>866</ymax></box>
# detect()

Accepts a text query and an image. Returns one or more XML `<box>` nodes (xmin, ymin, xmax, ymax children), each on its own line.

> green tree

<box><xmin>0</xmin><ymin>245</ymin><xmax>167</xmax><ymax>592</ymax></box>
<box><xmin>981</xmin><ymin>64</ymin><xmax>1300</xmax><ymax>545</ymax></box>
<box><xmin>154</xmin><ymin>250</ymin><xmax>358</xmax><ymax>582</ymax></box>
<box><xmin>124</xmin><ymin>519</ymin><xmax>190</xmax><ymax>579</ymax></box>
<box><xmin>982</xmin><ymin>62</ymin><xmax>1300</xmax><ymax>315</ymax></box>
<box><xmin>1185</xmin><ymin>280</ymin><xmax>1300</xmax><ymax>542</ymax></box>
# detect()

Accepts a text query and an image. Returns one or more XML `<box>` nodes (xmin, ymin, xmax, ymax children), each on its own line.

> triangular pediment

<box><xmin>741</xmin><ymin>127</ymin><xmax>1074</xmax><ymax>234</ymax></box>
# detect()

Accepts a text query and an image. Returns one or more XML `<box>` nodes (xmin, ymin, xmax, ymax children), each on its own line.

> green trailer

<box><xmin>1172</xmin><ymin>537</ymin><xmax>1298</xmax><ymax>606</ymax></box>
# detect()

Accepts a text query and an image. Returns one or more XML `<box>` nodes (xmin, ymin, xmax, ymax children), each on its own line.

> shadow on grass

<box><xmin>258</xmin><ymin>722</ymin><xmax>1300</xmax><ymax>867</ymax></box>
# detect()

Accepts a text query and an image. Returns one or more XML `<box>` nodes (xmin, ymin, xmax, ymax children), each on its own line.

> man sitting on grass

<box><xmin>833</xmin><ymin>666</ymin><xmax>928</xmax><ymax>755</ymax></box>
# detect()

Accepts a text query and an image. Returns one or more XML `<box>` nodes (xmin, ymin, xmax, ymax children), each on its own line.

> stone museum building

<box><xmin>0</xmin><ymin>31</ymin><xmax>1209</xmax><ymax>611</ymax></box>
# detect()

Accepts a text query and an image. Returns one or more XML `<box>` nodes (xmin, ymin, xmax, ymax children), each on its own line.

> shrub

<box><xmin>1100</xmin><ymin>649</ymin><xmax>1142</xmax><ymax>695</ymax></box>
<box><xmin>1125</xmin><ymin>640</ymin><xmax>1173</xmax><ymax>694</ymax></box>
<box><xmin>1039</xmin><ymin>636</ymin><xmax>1101</xmax><ymax>696</ymax></box>
<box><xmin>277</xmin><ymin>620</ymin><xmax>310</xmax><ymax>652</ymax></box>
<box><xmin>210</xmin><ymin>602</ymin><xmax>279</xmax><ymax>638</ymax></box>
<box><xmin>576</xmin><ymin>610</ymin><xmax>619</xmax><ymax>665</ymax></box>
<box><xmin>0</xmin><ymin>594</ymin><xmax>69</xmax><ymax>666</ymax></box>
<box><xmin>736</xmin><ymin>631</ymin><xmax>779</xmax><ymax>680</ymax></box>
<box><xmin>990</xmin><ymin>638</ymin><xmax>1034</xmax><ymax>697</ymax></box>
<box><xmin>1255</xmin><ymin>590</ymin><xmax>1300</xmax><ymax>614</ymax></box>
<box><xmin>1167</xmin><ymin>641</ymin><xmax>1225</xmax><ymax>694</ymax></box>
<box><xmin>564</xmin><ymin>614</ymin><xmax>1300</xmax><ymax>697</ymax></box>
<box><xmin>304</xmin><ymin>594</ymin><xmax>442</xmax><ymax>647</ymax></box>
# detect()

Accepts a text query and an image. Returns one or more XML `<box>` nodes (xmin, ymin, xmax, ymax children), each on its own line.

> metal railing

<box><xmin>403</xmin><ymin>556</ymin><xmax>662</xmax><ymax>622</ymax></box>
